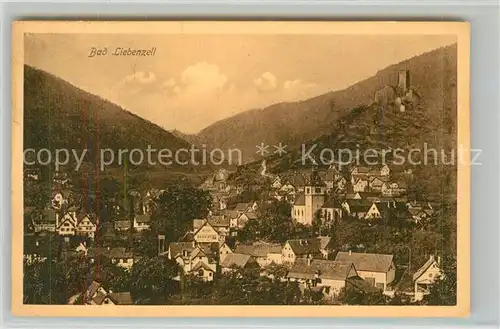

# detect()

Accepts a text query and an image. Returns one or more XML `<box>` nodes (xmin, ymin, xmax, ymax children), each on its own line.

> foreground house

<box><xmin>133</xmin><ymin>214</ymin><xmax>151</xmax><ymax>231</ymax></box>
<box><xmin>282</xmin><ymin>238</ymin><xmax>323</xmax><ymax>264</ymax></box>
<box><xmin>335</xmin><ymin>251</ymin><xmax>396</xmax><ymax>291</ymax></box>
<box><xmin>69</xmin><ymin>281</ymin><xmax>133</xmax><ymax>305</ymax></box>
<box><xmin>412</xmin><ymin>255</ymin><xmax>442</xmax><ymax>301</ymax></box>
<box><xmin>286</xmin><ymin>258</ymin><xmax>359</xmax><ymax>296</ymax></box>
<box><xmin>220</xmin><ymin>253</ymin><xmax>258</xmax><ymax>274</ymax></box>
<box><xmin>234</xmin><ymin>242</ymin><xmax>283</xmax><ymax>267</ymax></box>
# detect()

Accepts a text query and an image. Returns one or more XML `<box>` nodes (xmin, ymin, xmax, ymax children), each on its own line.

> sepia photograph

<box><xmin>11</xmin><ymin>21</ymin><xmax>470</xmax><ymax>317</ymax></box>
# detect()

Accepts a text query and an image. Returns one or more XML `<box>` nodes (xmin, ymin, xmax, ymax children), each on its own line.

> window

<box><xmin>315</xmin><ymin>187</ymin><xmax>321</xmax><ymax>193</ymax></box>
<box><xmin>209</xmin><ymin>272</ymin><xmax>213</xmax><ymax>277</ymax></box>
<box><xmin>306</xmin><ymin>188</ymin><xmax>310</xmax><ymax>194</ymax></box>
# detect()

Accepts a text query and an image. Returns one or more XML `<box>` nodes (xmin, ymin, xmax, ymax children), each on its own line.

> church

<box><xmin>291</xmin><ymin>169</ymin><xmax>343</xmax><ymax>226</ymax></box>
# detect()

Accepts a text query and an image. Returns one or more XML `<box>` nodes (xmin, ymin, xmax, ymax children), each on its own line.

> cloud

<box><xmin>284</xmin><ymin>79</ymin><xmax>315</xmax><ymax>90</ymax></box>
<box><xmin>112</xmin><ymin>64</ymin><xmax>326</xmax><ymax>133</ymax></box>
<box><xmin>253</xmin><ymin>72</ymin><xmax>278</xmax><ymax>92</ymax></box>
<box><xmin>124</xmin><ymin>71</ymin><xmax>157</xmax><ymax>84</ymax></box>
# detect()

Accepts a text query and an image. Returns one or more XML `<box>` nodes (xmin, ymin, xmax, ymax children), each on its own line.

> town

<box><xmin>23</xmin><ymin>153</ymin><xmax>454</xmax><ymax>306</ymax></box>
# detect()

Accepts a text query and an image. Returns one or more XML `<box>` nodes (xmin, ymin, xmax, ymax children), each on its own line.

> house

<box><xmin>57</xmin><ymin>211</ymin><xmax>78</xmax><ymax>236</ymax></box>
<box><xmin>279</xmin><ymin>182</ymin><xmax>296</xmax><ymax>194</ymax></box>
<box><xmin>291</xmin><ymin>170</ymin><xmax>327</xmax><ymax>226</ymax></box>
<box><xmin>114</xmin><ymin>219</ymin><xmax>132</xmax><ymax>231</ymax></box>
<box><xmin>317</xmin><ymin>236</ymin><xmax>336</xmax><ymax>259</ymax></box>
<box><xmin>207</xmin><ymin>215</ymin><xmax>230</xmax><ymax>237</ymax></box>
<box><xmin>133</xmin><ymin>214</ymin><xmax>151</xmax><ymax>231</ymax></box>
<box><xmin>75</xmin><ymin>213</ymin><xmax>97</xmax><ymax>239</ymax></box>
<box><xmin>342</xmin><ymin>199</ymin><xmax>373</xmax><ymax>219</ymax></box>
<box><xmin>320</xmin><ymin>197</ymin><xmax>343</xmax><ymax>225</ymax></box>
<box><xmin>101</xmin><ymin>292</ymin><xmax>133</xmax><ymax>305</ymax></box>
<box><xmin>352</xmin><ymin>178</ymin><xmax>369</xmax><ymax>192</ymax></box>
<box><xmin>235</xmin><ymin>242</ymin><xmax>283</xmax><ymax>267</ymax></box>
<box><xmin>223</xmin><ymin>209</ymin><xmax>240</xmax><ymax>229</ymax></box>
<box><xmin>412</xmin><ymin>255</ymin><xmax>442</xmax><ymax>301</ymax></box>
<box><xmin>271</xmin><ymin>176</ymin><xmax>282</xmax><ymax>189</ymax></box>
<box><xmin>82</xmin><ymin>281</ymin><xmax>108</xmax><ymax>305</ymax></box>
<box><xmin>234</xmin><ymin>202</ymin><xmax>258</xmax><ymax>214</ymax></box>
<box><xmin>220</xmin><ymin>253</ymin><xmax>258</xmax><ymax>273</ymax></box>
<box><xmin>350</xmin><ymin>166</ymin><xmax>371</xmax><ymax>176</ymax></box>
<box><xmin>218</xmin><ymin>242</ymin><xmax>233</xmax><ymax>262</ymax></box>
<box><xmin>286</xmin><ymin>258</ymin><xmax>359</xmax><ymax>296</ymax></box>
<box><xmin>33</xmin><ymin>209</ymin><xmax>57</xmax><ymax>232</ymax></box>
<box><xmin>408</xmin><ymin>208</ymin><xmax>434</xmax><ymax>223</ymax></box>
<box><xmin>334</xmin><ymin>176</ymin><xmax>348</xmax><ymax>192</ymax></box>
<box><xmin>51</xmin><ymin>190</ymin><xmax>70</xmax><ymax>210</ymax></box>
<box><xmin>191</xmin><ymin>261</ymin><xmax>216</xmax><ymax>282</ymax></box>
<box><xmin>71</xmin><ymin>281</ymin><xmax>133</xmax><ymax>305</ymax></box>
<box><xmin>169</xmin><ymin>242</ymin><xmax>217</xmax><ymax>279</ymax></box>
<box><xmin>355</xmin><ymin>191</ymin><xmax>382</xmax><ymax>202</ymax></box>
<box><xmin>335</xmin><ymin>251</ymin><xmax>396</xmax><ymax>291</ymax></box>
<box><xmin>282</xmin><ymin>238</ymin><xmax>323</xmax><ymax>264</ymax></box>
<box><xmin>86</xmin><ymin>247</ymin><xmax>135</xmax><ymax>271</ymax></box>
<box><xmin>236</xmin><ymin>211</ymin><xmax>258</xmax><ymax>229</ymax></box>
<box><xmin>382</xmin><ymin>181</ymin><xmax>408</xmax><ymax>196</ymax></box>
<box><xmin>193</xmin><ymin>221</ymin><xmax>220</xmax><ymax>244</ymax></box>
<box><xmin>364</xmin><ymin>202</ymin><xmax>389</xmax><ymax>220</ymax></box>
<box><xmin>368</xmin><ymin>176</ymin><xmax>387</xmax><ymax>192</ymax></box>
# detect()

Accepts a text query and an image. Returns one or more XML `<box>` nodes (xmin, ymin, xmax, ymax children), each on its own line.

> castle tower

<box><xmin>398</xmin><ymin>70</ymin><xmax>410</xmax><ymax>94</ymax></box>
<box><xmin>304</xmin><ymin>169</ymin><xmax>326</xmax><ymax>225</ymax></box>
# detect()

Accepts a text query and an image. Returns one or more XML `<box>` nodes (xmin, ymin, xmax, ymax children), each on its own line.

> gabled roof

<box><xmin>169</xmin><ymin>242</ymin><xmax>196</xmax><ymax>259</ymax></box>
<box><xmin>294</xmin><ymin>194</ymin><xmax>305</xmax><ymax>206</ymax></box>
<box><xmin>234</xmin><ymin>203</ymin><xmax>252</xmax><ymax>212</ymax></box>
<box><xmin>287</xmin><ymin>259</ymin><xmax>355</xmax><ymax>281</ymax></box>
<box><xmin>220</xmin><ymin>253</ymin><xmax>254</xmax><ymax>268</ymax></box>
<box><xmin>241</xmin><ymin>212</ymin><xmax>258</xmax><ymax>220</ymax></box>
<box><xmin>108</xmin><ymin>292</ymin><xmax>133</xmax><ymax>305</ymax></box>
<box><xmin>208</xmin><ymin>215</ymin><xmax>230</xmax><ymax>227</ymax></box>
<box><xmin>322</xmin><ymin>197</ymin><xmax>342</xmax><ymax>209</ymax></box>
<box><xmin>412</xmin><ymin>255</ymin><xmax>439</xmax><ymax>281</ymax></box>
<box><xmin>235</xmin><ymin>243</ymin><xmax>282</xmax><ymax>258</ymax></box>
<box><xmin>192</xmin><ymin>261</ymin><xmax>215</xmax><ymax>272</ymax></box>
<box><xmin>317</xmin><ymin>236</ymin><xmax>335</xmax><ymax>251</ymax></box>
<box><xmin>223</xmin><ymin>209</ymin><xmax>239</xmax><ymax>219</ymax></box>
<box><xmin>335</xmin><ymin>252</ymin><xmax>394</xmax><ymax>273</ymax></box>
<box><xmin>135</xmin><ymin>214</ymin><xmax>151</xmax><ymax>223</ymax></box>
<box><xmin>286</xmin><ymin>238</ymin><xmax>322</xmax><ymax>256</ymax></box>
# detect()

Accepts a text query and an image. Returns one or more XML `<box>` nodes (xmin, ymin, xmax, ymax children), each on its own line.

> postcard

<box><xmin>12</xmin><ymin>21</ymin><xmax>470</xmax><ymax>317</ymax></box>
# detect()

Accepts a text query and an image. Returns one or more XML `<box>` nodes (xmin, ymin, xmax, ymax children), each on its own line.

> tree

<box><xmin>337</xmin><ymin>286</ymin><xmax>389</xmax><ymax>305</ymax></box>
<box><xmin>154</xmin><ymin>186</ymin><xmax>212</xmax><ymax>242</ymax></box>
<box><xmin>130</xmin><ymin>256</ymin><xmax>180</xmax><ymax>304</ymax></box>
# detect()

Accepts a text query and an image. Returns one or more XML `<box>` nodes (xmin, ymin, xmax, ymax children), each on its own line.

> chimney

<box><xmin>349</xmin><ymin>250</ymin><xmax>352</xmax><ymax>256</ymax></box>
<box><xmin>35</xmin><ymin>240</ymin><xmax>39</xmax><ymax>247</ymax></box>
<box><xmin>307</xmin><ymin>254</ymin><xmax>312</xmax><ymax>266</ymax></box>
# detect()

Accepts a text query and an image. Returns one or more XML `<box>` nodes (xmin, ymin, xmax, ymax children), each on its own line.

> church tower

<box><xmin>304</xmin><ymin>169</ymin><xmax>326</xmax><ymax>225</ymax></box>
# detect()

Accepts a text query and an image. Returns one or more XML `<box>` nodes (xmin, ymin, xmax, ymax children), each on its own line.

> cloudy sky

<box><xmin>25</xmin><ymin>33</ymin><xmax>455</xmax><ymax>134</ymax></box>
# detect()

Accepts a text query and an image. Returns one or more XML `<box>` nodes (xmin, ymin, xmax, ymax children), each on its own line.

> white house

<box><xmin>76</xmin><ymin>213</ymin><xmax>97</xmax><ymax>239</ymax></box>
<box><xmin>193</xmin><ymin>221</ymin><xmax>220</xmax><ymax>244</ymax></box>
<box><xmin>412</xmin><ymin>255</ymin><xmax>442</xmax><ymax>301</ymax></box>
<box><xmin>133</xmin><ymin>214</ymin><xmax>151</xmax><ymax>231</ymax></box>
